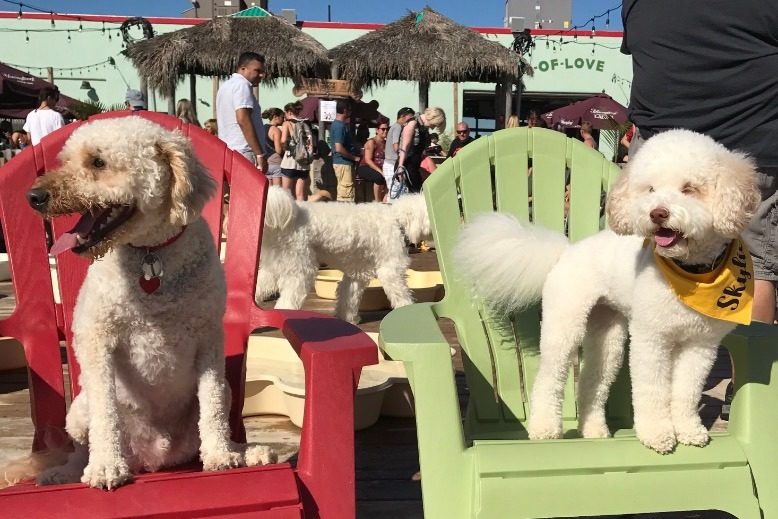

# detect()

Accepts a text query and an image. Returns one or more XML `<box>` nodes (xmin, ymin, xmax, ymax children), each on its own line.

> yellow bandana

<box><xmin>652</xmin><ymin>239</ymin><xmax>754</xmax><ymax>325</ymax></box>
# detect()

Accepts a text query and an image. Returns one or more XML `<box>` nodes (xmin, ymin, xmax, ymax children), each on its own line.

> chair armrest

<box><xmin>379</xmin><ymin>303</ymin><xmax>468</xmax><ymax>453</ymax></box>
<box><xmin>259</xmin><ymin>308</ymin><xmax>377</xmax><ymax>519</ymax></box>
<box><xmin>721</xmin><ymin>322</ymin><xmax>778</xmax><ymax>517</ymax></box>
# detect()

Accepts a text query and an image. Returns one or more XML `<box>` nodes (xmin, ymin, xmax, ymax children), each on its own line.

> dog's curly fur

<box><xmin>454</xmin><ymin>130</ymin><xmax>761</xmax><ymax>454</ymax></box>
<box><xmin>10</xmin><ymin>118</ymin><xmax>275</xmax><ymax>490</ymax></box>
<box><xmin>257</xmin><ymin>186</ymin><xmax>431</xmax><ymax>324</ymax></box>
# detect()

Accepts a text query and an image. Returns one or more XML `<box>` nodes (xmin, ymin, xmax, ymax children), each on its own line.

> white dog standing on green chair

<box><xmin>454</xmin><ymin>130</ymin><xmax>761</xmax><ymax>454</ymax></box>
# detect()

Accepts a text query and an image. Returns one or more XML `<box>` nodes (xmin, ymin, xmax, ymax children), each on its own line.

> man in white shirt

<box><xmin>23</xmin><ymin>87</ymin><xmax>65</xmax><ymax>146</ymax></box>
<box><xmin>216</xmin><ymin>52</ymin><xmax>267</xmax><ymax>172</ymax></box>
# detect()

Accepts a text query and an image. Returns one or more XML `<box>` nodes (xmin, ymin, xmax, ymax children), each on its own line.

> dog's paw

<box><xmin>636</xmin><ymin>422</ymin><xmax>677</xmax><ymax>454</ymax></box>
<box><xmin>201</xmin><ymin>449</ymin><xmax>245</xmax><ymax>471</ymax></box>
<box><xmin>245</xmin><ymin>445</ymin><xmax>278</xmax><ymax>466</ymax></box>
<box><xmin>37</xmin><ymin>465</ymin><xmax>83</xmax><ymax>486</ymax></box>
<box><xmin>675</xmin><ymin>421</ymin><xmax>710</xmax><ymax>447</ymax></box>
<box><xmin>578</xmin><ymin>420</ymin><xmax>611</xmax><ymax>439</ymax></box>
<box><xmin>81</xmin><ymin>459</ymin><xmax>132</xmax><ymax>490</ymax></box>
<box><xmin>527</xmin><ymin>416</ymin><xmax>563</xmax><ymax>440</ymax></box>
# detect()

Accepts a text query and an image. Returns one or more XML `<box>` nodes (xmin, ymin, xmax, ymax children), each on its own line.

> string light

<box><xmin>16</xmin><ymin>4</ymin><xmax>21</xmax><ymax>17</ymax></box>
<box><xmin>605</xmin><ymin>10</ymin><xmax>611</xmax><ymax>29</ymax></box>
<box><xmin>78</xmin><ymin>17</ymin><xmax>82</xmax><ymax>32</ymax></box>
<box><xmin>4</xmin><ymin>57</ymin><xmax>117</xmax><ymax>73</ymax></box>
<box><xmin>25</xmin><ymin>29</ymin><xmax>29</xmax><ymax>42</ymax></box>
<box><xmin>66</xmin><ymin>29</ymin><xmax>71</xmax><ymax>42</ymax></box>
<box><xmin>49</xmin><ymin>10</ymin><xmax>54</xmax><ymax>27</ymax></box>
<box><xmin>1</xmin><ymin>1</ymin><xmax>112</xmax><ymax>22</ymax></box>
<box><xmin>543</xmin><ymin>2</ymin><xmax>622</xmax><ymax>40</ymax></box>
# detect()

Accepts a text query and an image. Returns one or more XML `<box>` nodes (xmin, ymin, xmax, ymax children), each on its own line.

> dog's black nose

<box><xmin>650</xmin><ymin>207</ymin><xmax>669</xmax><ymax>224</ymax></box>
<box><xmin>26</xmin><ymin>188</ymin><xmax>50</xmax><ymax>211</ymax></box>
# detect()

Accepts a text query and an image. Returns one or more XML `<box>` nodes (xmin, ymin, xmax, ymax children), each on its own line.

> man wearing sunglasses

<box><xmin>447</xmin><ymin>122</ymin><xmax>474</xmax><ymax>158</ymax></box>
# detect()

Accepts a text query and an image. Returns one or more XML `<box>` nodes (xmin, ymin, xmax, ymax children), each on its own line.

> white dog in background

<box><xmin>9</xmin><ymin>118</ymin><xmax>275</xmax><ymax>490</ymax></box>
<box><xmin>257</xmin><ymin>186</ymin><xmax>431</xmax><ymax>324</ymax></box>
<box><xmin>454</xmin><ymin>130</ymin><xmax>760</xmax><ymax>454</ymax></box>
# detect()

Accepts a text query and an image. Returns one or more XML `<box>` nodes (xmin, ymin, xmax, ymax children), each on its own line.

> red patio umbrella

<box><xmin>541</xmin><ymin>94</ymin><xmax>628</xmax><ymax>130</ymax></box>
<box><xmin>0</xmin><ymin>62</ymin><xmax>77</xmax><ymax>119</ymax></box>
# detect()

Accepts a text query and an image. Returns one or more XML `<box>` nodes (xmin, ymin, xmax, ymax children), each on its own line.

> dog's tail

<box><xmin>264</xmin><ymin>186</ymin><xmax>299</xmax><ymax>231</ymax></box>
<box><xmin>453</xmin><ymin>212</ymin><xmax>569</xmax><ymax>313</ymax></box>
<box><xmin>391</xmin><ymin>194</ymin><xmax>431</xmax><ymax>244</ymax></box>
<box><xmin>0</xmin><ymin>448</ymin><xmax>70</xmax><ymax>489</ymax></box>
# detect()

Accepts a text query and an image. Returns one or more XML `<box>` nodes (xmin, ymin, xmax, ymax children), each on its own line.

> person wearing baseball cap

<box><xmin>125</xmin><ymin>89</ymin><xmax>146</xmax><ymax>112</ymax></box>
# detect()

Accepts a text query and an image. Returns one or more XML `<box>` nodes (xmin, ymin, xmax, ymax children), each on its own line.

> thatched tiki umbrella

<box><xmin>329</xmin><ymin>7</ymin><xmax>529</xmax><ymax>123</ymax></box>
<box><xmin>126</xmin><ymin>13</ymin><xmax>330</xmax><ymax>115</ymax></box>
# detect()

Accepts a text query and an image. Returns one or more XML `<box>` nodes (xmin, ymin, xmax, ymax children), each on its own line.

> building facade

<box><xmin>0</xmin><ymin>11</ymin><xmax>631</xmax><ymax>142</ymax></box>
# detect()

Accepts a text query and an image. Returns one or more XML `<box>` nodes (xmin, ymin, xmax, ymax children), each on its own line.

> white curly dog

<box><xmin>19</xmin><ymin>117</ymin><xmax>275</xmax><ymax>490</ymax></box>
<box><xmin>454</xmin><ymin>130</ymin><xmax>760</xmax><ymax>454</ymax></box>
<box><xmin>257</xmin><ymin>186</ymin><xmax>431</xmax><ymax>324</ymax></box>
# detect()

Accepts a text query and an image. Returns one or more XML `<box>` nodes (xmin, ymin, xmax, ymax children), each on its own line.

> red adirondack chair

<box><xmin>0</xmin><ymin>111</ymin><xmax>377</xmax><ymax>518</ymax></box>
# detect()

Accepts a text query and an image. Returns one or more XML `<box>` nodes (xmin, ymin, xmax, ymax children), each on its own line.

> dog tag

<box><xmin>141</xmin><ymin>252</ymin><xmax>164</xmax><ymax>281</ymax></box>
<box><xmin>139</xmin><ymin>276</ymin><xmax>162</xmax><ymax>294</ymax></box>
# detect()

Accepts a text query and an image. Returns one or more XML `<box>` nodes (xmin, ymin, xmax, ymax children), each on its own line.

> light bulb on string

<box><xmin>591</xmin><ymin>25</ymin><xmax>595</xmax><ymax>39</ymax></box>
<box><xmin>78</xmin><ymin>18</ymin><xmax>83</xmax><ymax>32</ymax></box>
<box><xmin>101</xmin><ymin>22</ymin><xmax>105</xmax><ymax>34</ymax></box>
<box><xmin>591</xmin><ymin>44</ymin><xmax>595</xmax><ymax>55</ymax></box>
<box><xmin>17</xmin><ymin>4</ymin><xmax>22</xmax><ymax>19</ymax></box>
<box><xmin>67</xmin><ymin>30</ymin><xmax>71</xmax><ymax>43</ymax></box>
<box><xmin>605</xmin><ymin>10</ymin><xmax>610</xmax><ymax>29</ymax></box>
<box><xmin>25</xmin><ymin>30</ymin><xmax>29</xmax><ymax>43</ymax></box>
<box><xmin>50</xmin><ymin>12</ymin><xmax>55</xmax><ymax>27</ymax></box>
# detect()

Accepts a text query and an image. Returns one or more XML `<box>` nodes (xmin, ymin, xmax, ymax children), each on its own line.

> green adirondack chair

<box><xmin>379</xmin><ymin>127</ymin><xmax>778</xmax><ymax>518</ymax></box>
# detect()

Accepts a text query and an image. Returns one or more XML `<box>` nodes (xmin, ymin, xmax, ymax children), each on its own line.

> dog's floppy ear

<box><xmin>711</xmin><ymin>150</ymin><xmax>761</xmax><ymax>238</ymax></box>
<box><xmin>605</xmin><ymin>169</ymin><xmax>634</xmax><ymax>234</ymax></box>
<box><xmin>156</xmin><ymin>134</ymin><xmax>216</xmax><ymax>226</ymax></box>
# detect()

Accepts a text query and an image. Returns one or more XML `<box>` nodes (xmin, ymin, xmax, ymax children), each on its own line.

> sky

<box><xmin>5</xmin><ymin>0</ymin><xmax>624</xmax><ymax>30</ymax></box>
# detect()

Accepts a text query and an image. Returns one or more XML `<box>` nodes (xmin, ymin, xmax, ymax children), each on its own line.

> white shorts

<box><xmin>382</xmin><ymin>161</ymin><xmax>396</xmax><ymax>190</ymax></box>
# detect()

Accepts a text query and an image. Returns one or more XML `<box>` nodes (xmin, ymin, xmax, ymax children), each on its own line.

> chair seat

<box><xmin>472</xmin><ymin>435</ymin><xmax>757</xmax><ymax>518</ymax></box>
<box><xmin>0</xmin><ymin>463</ymin><xmax>303</xmax><ymax>518</ymax></box>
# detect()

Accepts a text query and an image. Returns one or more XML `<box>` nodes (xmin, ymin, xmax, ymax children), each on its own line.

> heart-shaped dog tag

<box><xmin>139</xmin><ymin>276</ymin><xmax>161</xmax><ymax>294</ymax></box>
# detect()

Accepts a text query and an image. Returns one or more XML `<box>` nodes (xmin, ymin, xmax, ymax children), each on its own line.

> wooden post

<box><xmin>418</xmin><ymin>81</ymin><xmax>429</xmax><ymax>112</ymax></box>
<box><xmin>330</xmin><ymin>61</ymin><xmax>338</xmax><ymax>81</ymax></box>
<box><xmin>189</xmin><ymin>73</ymin><xmax>197</xmax><ymax>119</ymax></box>
<box><xmin>46</xmin><ymin>67</ymin><xmax>54</xmax><ymax>85</ymax></box>
<box><xmin>452</xmin><ymin>82</ymin><xmax>459</xmax><ymax>129</ymax></box>
<box><xmin>212</xmin><ymin>76</ymin><xmax>219</xmax><ymax>120</ymax></box>
<box><xmin>140</xmin><ymin>76</ymin><xmax>149</xmax><ymax>111</ymax></box>
<box><xmin>503</xmin><ymin>77</ymin><xmax>513</xmax><ymax>130</ymax></box>
<box><xmin>167</xmin><ymin>79</ymin><xmax>176</xmax><ymax>115</ymax></box>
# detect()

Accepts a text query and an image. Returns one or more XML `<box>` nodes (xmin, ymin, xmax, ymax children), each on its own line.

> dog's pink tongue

<box><xmin>49</xmin><ymin>233</ymin><xmax>79</xmax><ymax>256</ymax></box>
<box><xmin>654</xmin><ymin>228</ymin><xmax>678</xmax><ymax>248</ymax></box>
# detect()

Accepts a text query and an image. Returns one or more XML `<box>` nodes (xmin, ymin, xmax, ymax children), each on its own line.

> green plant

<box><xmin>68</xmin><ymin>99</ymin><xmax>126</xmax><ymax>120</ymax></box>
<box><xmin>600</xmin><ymin>117</ymin><xmax>633</xmax><ymax>162</ymax></box>
<box><xmin>439</xmin><ymin>133</ymin><xmax>453</xmax><ymax>156</ymax></box>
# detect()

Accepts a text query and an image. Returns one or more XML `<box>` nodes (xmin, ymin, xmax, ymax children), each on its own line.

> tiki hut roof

<box><xmin>328</xmin><ymin>7</ymin><xmax>530</xmax><ymax>88</ymax></box>
<box><xmin>126</xmin><ymin>15</ymin><xmax>330</xmax><ymax>97</ymax></box>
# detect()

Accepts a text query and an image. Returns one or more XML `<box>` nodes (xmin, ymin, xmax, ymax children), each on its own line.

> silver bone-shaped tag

<box><xmin>141</xmin><ymin>252</ymin><xmax>164</xmax><ymax>281</ymax></box>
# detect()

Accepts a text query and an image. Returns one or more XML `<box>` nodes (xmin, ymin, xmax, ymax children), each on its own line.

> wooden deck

<box><xmin>0</xmin><ymin>249</ymin><xmax>733</xmax><ymax>518</ymax></box>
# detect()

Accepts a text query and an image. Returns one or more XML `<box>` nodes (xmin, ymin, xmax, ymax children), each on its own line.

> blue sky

<box><xmin>7</xmin><ymin>0</ymin><xmax>624</xmax><ymax>29</ymax></box>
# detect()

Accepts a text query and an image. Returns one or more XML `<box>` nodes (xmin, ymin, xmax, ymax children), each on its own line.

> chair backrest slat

<box><xmin>426</xmin><ymin>127</ymin><xmax>622</xmax><ymax>438</ymax></box>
